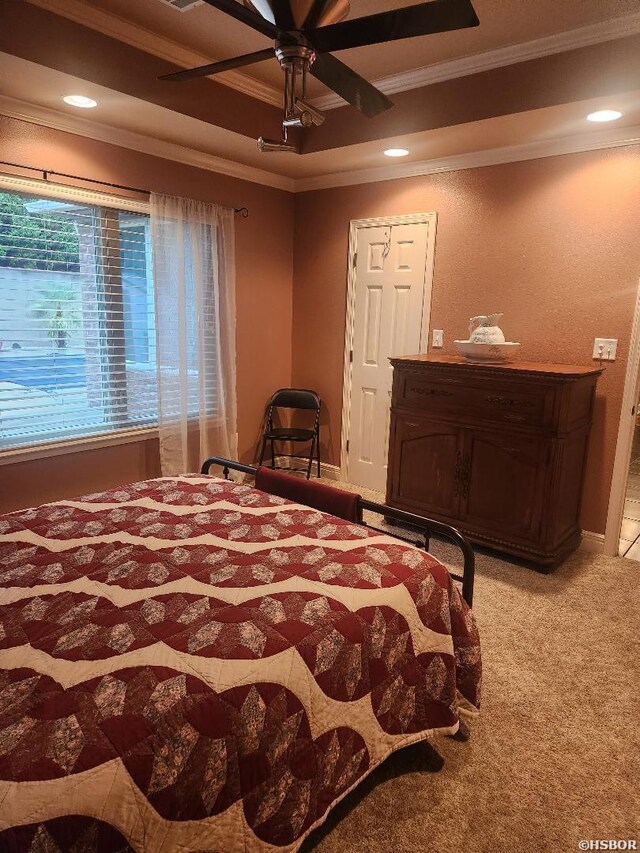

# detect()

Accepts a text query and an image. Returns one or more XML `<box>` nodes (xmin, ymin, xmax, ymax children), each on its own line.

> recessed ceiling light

<box><xmin>384</xmin><ymin>148</ymin><xmax>409</xmax><ymax>157</ymax></box>
<box><xmin>63</xmin><ymin>95</ymin><xmax>98</xmax><ymax>109</ymax></box>
<box><xmin>586</xmin><ymin>109</ymin><xmax>622</xmax><ymax>123</ymax></box>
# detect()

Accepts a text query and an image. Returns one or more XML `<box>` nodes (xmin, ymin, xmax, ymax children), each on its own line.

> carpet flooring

<box><xmin>299</xmin><ymin>481</ymin><xmax>640</xmax><ymax>852</ymax></box>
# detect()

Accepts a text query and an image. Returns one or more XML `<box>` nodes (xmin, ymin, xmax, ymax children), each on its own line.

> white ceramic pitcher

<box><xmin>468</xmin><ymin>313</ymin><xmax>506</xmax><ymax>344</ymax></box>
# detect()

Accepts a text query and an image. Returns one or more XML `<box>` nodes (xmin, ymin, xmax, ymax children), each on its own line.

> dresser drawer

<box><xmin>394</xmin><ymin>369</ymin><xmax>553</xmax><ymax>429</ymax></box>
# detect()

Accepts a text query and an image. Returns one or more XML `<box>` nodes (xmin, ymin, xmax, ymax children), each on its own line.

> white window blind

<box><xmin>0</xmin><ymin>185</ymin><xmax>158</xmax><ymax>451</ymax></box>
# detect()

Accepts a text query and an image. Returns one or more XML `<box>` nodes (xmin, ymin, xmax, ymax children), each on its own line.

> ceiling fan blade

<box><xmin>310</xmin><ymin>53</ymin><xmax>394</xmax><ymax>117</ymax></box>
<box><xmin>202</xmin><ymin>0</ymin><xmax>278</xmax><ymax>39</ymax></box>
<box><xmin>309</xmin><ymin>0</ymin><xmax>479</xmax><ymax>54</ymax></box>
<box><xmin>159</xmin><ymin>48</ymin><xmax>275</xmax><ymax>82</ymax></box>
<box><xmin>270</xmin><ymin>0</ymin><xmax>296</xmax><ymax>29</ymax></box>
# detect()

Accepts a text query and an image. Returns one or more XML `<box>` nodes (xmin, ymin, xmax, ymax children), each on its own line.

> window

<box><xmin>0</xmin><ymin>183</ymin><xmax>157</xmax><ymax>451</ymax></box>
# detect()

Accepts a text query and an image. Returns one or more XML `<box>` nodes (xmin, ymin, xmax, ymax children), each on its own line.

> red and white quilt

<box><xmin>0</xmin><ymin>476</ymin><xmax>481</xmax><ymax>851</ymax></box>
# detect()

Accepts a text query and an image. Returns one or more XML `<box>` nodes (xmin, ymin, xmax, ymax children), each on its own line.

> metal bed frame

<box><xmin>201</xmin><ymin>456</ymin><xmax>475</xmax><ymax>607</ymax></box>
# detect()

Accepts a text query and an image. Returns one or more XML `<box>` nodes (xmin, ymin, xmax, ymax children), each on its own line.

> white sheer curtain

<box><xmin>150</xmin><ymin>194</ymin><xmax>237</xmax><ymax>475</ymax></box>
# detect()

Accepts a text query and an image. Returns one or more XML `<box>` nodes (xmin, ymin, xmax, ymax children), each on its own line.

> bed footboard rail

<box><xmin>202</xmin><ymin>458</ymin><xmax>257</xmax><ymax>478</ymax></box>
<box><xmin>201</xmin><ymin>456</ymin><xmax>475</xmax><ymax>607</ymax></box>
<box><xmin>357</xmin><ymin>498</ymin><xmax>475</xmax><ymax>608</ymax></box>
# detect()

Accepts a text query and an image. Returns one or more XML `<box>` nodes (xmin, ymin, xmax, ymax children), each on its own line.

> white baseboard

<box><xmin>580</xmin><ymin>530</ymin><xmax>605</xmax><ymax>554</ymax></box>
<box><xmin>271</xmin><ymin>456</ymin><xmax>342</xmax><ymax>481</ymax></box>
<box><xmin>319</xmin><ymin>462</ymin><xmax>341</xmax><ymax>481</ymax></box>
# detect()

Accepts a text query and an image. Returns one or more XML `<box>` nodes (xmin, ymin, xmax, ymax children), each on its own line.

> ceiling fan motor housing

<box><xmin>243</xmin><ymin>0</ymin><xmax>350</xmax><ymax>29</ymax></box>
<box><xmin>275</xmin><ymin>43</ymin><xmax>316</xmax><ymax>70</ymax></box>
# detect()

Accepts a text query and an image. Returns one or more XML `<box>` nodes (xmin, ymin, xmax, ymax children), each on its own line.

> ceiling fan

<box><xmin>159</xmin><ymin>0</ymin><xmax>480</xmax><ymax>151</ymax></box>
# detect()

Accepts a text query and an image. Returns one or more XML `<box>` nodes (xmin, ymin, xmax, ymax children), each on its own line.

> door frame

<box><xmin>339</xmin><ymin>212</ymin><xmax>438</xmax><ymax>484</ymax></box>
<box><xmin>604</xmin><ymin>278</ymin><xmax>640</xmax><ymax>556</ymax></box>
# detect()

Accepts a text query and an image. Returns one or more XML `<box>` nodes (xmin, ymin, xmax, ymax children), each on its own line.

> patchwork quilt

<box><xmin>0</xmin><ymin>476</ymin><xmax>481</xmax><ymax>852</ymax></box>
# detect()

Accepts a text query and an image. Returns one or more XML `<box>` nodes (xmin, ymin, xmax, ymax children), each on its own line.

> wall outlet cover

<box><xmin>592</xmin><ymin>338</ymin><xmax>618</xmax><ymax>360</ymax></box>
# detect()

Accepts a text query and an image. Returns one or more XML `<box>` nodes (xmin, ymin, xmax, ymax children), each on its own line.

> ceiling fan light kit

<box><xmin>159</xmin><ymin>0</ymin><xmax>480</xmax><ymax>151</ymax></box>
<box><xmin>257</xmin><ymin>136</ymin><xmax>298</xmax><ymax>151</ymax></box>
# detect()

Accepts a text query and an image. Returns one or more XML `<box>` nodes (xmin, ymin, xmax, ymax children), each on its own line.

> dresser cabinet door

<box><xmin>388</xmin><ymin>416</ymin><xmax>463</xmax><ymax>518</ymax></box>
<box><xmin>461</xmin><ymin>430</ymin><xmax>549</xmax><ymax>542</ymax></box>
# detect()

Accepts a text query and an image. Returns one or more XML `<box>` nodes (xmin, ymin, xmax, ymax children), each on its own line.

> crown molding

<box><xmin>312</xmin><ymin>10</ymin><xmax>640</xmax><ymax>110</ymax></box>
<box><xmin>2</xmin><ymin>94</ymin><xmax>638</xmax><ymax>197</ymax></box>
<box><xmin>293</xmin><ymin>124</ymin><xmax>640</xmax><ymax>192</ymax></box>
<box><xmin>26</xmin><ymin>0</ymin><xmax>282</xmax><ymax>107</ymax></box>
<box><xmin>0</xmin><ymin>95</ymin><xmax>295</xmax><ymax>192</ymax></box>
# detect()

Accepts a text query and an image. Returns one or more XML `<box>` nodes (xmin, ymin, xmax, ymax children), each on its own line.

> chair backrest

<box><xmin>268</xmin><ymin>388</ymin><xmax>320</xmax><ymax>411</ymax></box>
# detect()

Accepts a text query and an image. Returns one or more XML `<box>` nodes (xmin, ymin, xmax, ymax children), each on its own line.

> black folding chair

<box><xmin>258</xmin><ymin>388</ymin><xmax>321</xmax><ymax>479</ymax></box>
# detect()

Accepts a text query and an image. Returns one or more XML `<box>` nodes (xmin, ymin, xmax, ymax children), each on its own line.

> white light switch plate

<box><xmin>432</xmin><ymin>329</ymin><xmax>444</xmax><ymax>348</ymax></box>
<box><xmin>592</xmin><ymin>338</ymin><xmax>618</xmax><ymax>360</ymax></box>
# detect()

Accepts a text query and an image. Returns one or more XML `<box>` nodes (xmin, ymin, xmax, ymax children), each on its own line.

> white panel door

<box><xmin>347</xmin><ymin>221</ymin><xmax>431</xmax><ymax>492</ymax></box>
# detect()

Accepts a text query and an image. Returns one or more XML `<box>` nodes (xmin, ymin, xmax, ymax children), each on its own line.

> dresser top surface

<box><xmin>390</xmin><ymin>354</ymin><xmax>602</xmax><ymax>378</ymax></box>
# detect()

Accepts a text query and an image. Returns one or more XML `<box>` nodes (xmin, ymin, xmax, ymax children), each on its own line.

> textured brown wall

<box><xmin>0</xmin><ymin>115</ymin><xmax>294</xmax><ymax>512</ymax></box>
<box><xmin>292</xmin><ymin>145</ymin><xmax>640</xmax><ymax>534</ymax></box>
<box><xmin>0</xmin><ymin>439</ymin><xmax>162</xmax><ymax>514</ymax></box>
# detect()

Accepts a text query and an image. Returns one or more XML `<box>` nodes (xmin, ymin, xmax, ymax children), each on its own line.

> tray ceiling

<box><xmin>2</xmin><ymin>0</ymin><xmax>638</xmax><ymax>190</ymax></box>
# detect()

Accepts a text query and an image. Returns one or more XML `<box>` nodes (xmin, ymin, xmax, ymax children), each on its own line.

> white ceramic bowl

<box><xmin>454</xmin><ymin>340</ymin><xmax>521</xmax><ymax>362</ymax></box>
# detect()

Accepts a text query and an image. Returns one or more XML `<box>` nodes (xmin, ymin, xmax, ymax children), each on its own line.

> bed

<box><xmin>0</xmin><ymin>458</ymin><xmax>481</xmax><ymax>852</ymax></box>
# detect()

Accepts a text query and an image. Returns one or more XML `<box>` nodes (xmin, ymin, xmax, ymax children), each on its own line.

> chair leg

<box><xmin>258</xmin><ymin>435</ymin><xmax>267</xmax><ymax>468</ymax></box>
<box><xmin>316</xmin><ymin>427</ymin><xmax>321</xmax><ymax>478</ymax></box>
<box><xmin>270</xmin><ymin>439</ymin><xmax>275</xmax><ymax>469</ymax></box>
<box><xmin>306</xmin><ymin>439</ymin><xmax>314</xmax><ymax>479</ymax></box>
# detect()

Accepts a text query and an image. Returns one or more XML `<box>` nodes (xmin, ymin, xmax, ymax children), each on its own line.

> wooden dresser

<box><xmin>386</xmin><ymin>355</ymin><xmax>601</xmax><ymax>569</ymax></box>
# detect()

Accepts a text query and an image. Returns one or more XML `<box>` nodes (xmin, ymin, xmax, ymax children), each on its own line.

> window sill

<box><xmin>0</xmin><ymin>426</ymin><xmax>159</xmax><ymax>466</ymax></box>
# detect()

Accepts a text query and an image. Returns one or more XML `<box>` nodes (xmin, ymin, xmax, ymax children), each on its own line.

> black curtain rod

<box><xmin>0</xmin><ymin>160</ymin><xmax>250</xmax><ymax>218</ymax></box>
